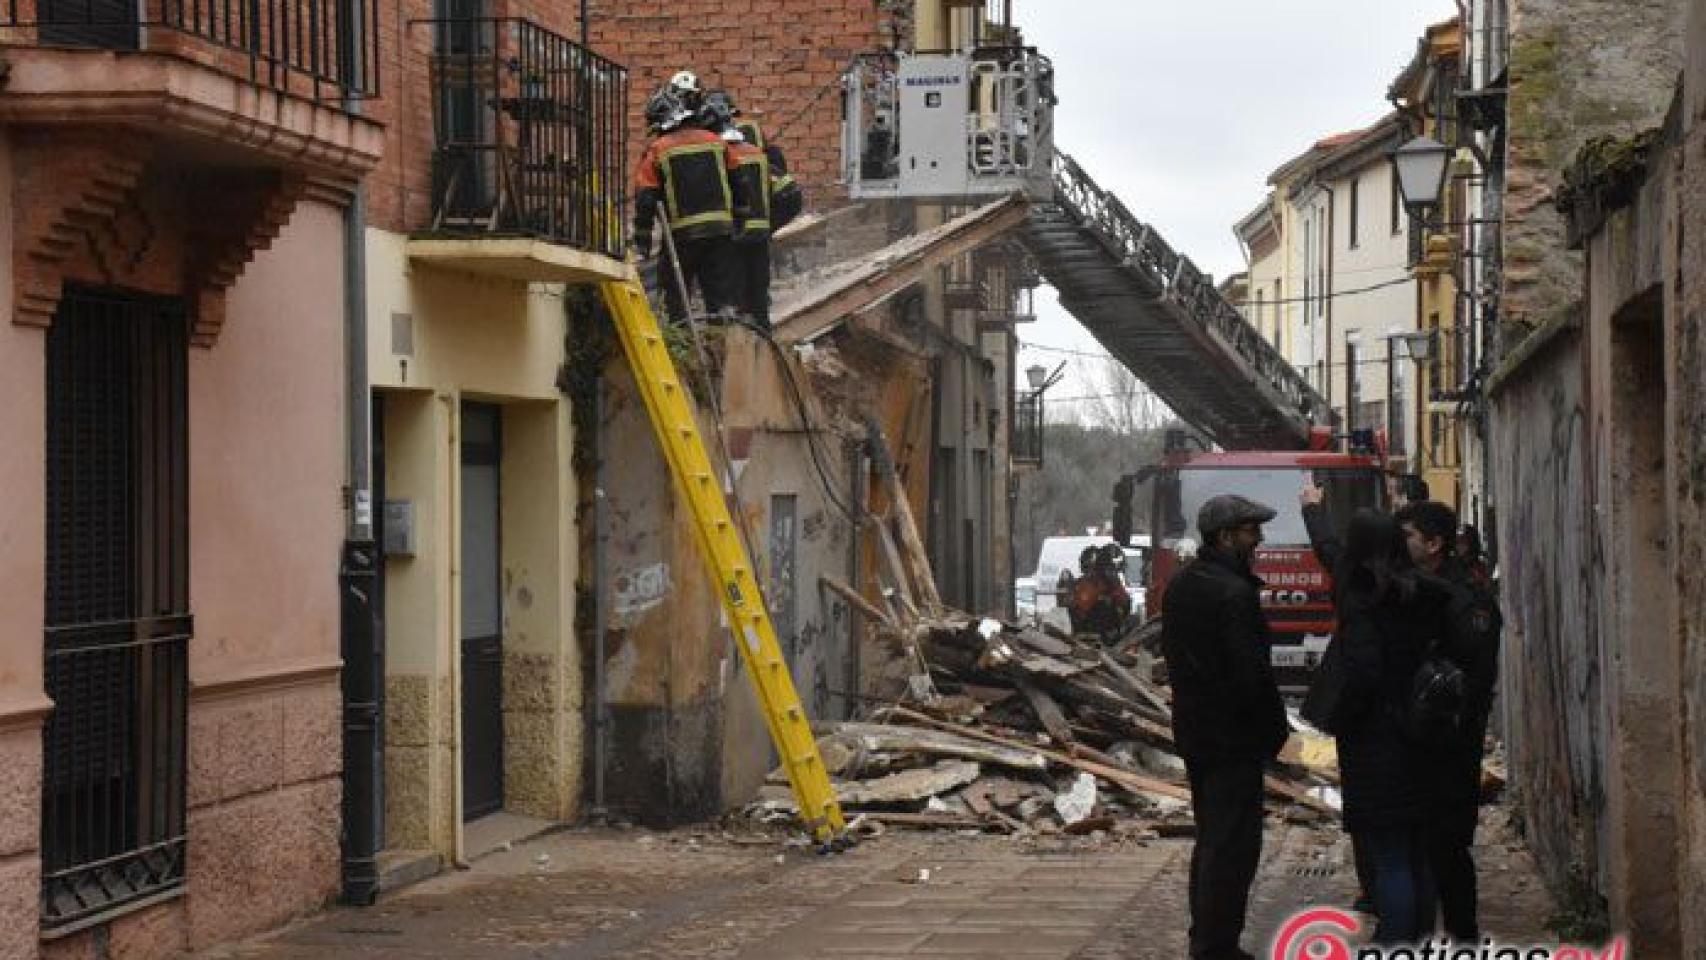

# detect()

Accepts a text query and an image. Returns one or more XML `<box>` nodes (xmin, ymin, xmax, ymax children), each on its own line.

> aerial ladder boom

<box><xmin>598</xmin><ymin>279</ymin><xmax>847</xmax><ymax>847</ymax></box>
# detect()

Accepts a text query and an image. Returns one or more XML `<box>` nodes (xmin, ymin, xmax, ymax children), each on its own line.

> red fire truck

<box><xmin>1113</xmin><ymin>428</ymin><xmax>1392</xmax><ymax>686</ymax></box>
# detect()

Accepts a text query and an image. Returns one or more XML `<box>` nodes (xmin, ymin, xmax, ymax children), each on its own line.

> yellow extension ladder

<box><xmin>599</xmin><ymin>279</ymin><xmax>848</xmax><ymax>847</ymax></box>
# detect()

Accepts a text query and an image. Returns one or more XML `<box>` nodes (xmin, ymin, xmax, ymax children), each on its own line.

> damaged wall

<box><xmin>1500</xmin><ymin>0</ymin><xmax>1685</xmax><ymax>334</ymax></box>
<box><xmin>1487</xmin><ymin>0</ymin><xmax>1686</xmax><ymax>929</ymax></box>
<box><xmin>1677</xmin><ymin>7</ymin><xmax>1706</xmax><ymax>952</ymax></box>
<box><xmin>1486</xmin><ymin>326</ymin><xmax>1604</xmax><ymax>910</ymax></box>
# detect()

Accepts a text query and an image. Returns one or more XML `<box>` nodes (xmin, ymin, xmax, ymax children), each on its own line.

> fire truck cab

<box><xmin>1117</xmin><ymin>429</ymin><xmax>1390</xmax><ymax>687</ymax></box>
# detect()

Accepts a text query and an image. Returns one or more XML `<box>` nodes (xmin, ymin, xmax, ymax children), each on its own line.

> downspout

<box><xmin>1321</xmin><ymin>183</ymin><xmax>1336</xmax><ymax>418</ymax></box>
<box><xmin>338</xmin><ymin>0</ymin><xmax>381</xmax><ymax>906</ymax></box>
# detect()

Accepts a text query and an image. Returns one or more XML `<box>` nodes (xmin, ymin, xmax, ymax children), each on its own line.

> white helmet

<box><xmin>668</xmin><ymin>70</ymin><xmax>703</xmax><ymax>106</ymax></box>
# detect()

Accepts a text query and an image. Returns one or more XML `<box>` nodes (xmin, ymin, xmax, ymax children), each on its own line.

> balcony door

<box><xmin>432</xmin><ymin>0</ymin><xmax>498</xmax><ymax>223</ymax></box>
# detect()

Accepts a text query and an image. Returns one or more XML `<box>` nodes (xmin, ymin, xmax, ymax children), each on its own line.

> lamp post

<box><xmin>1391</xmin><ymin>135</ymin><xmax>1452</xmax><ymax>218</ymax></box>
<box><xmin>1025</xmin><ymin>363</ymin><xmax>1048</xmax><ymax>393</ymax></box>
<box><xmin>1388</xmin><ymin>329</ymin><xmax>1436</xmax><ymax>500</ymax></box>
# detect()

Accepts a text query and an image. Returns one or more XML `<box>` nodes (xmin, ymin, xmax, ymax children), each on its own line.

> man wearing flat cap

<box><xmin>1161</xmin><ymin>494</ymin><xmax>1290</xmax><ymax>960</ymax></box>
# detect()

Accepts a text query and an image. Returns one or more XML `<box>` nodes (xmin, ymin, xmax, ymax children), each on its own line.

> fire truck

<box><xmin>1112</xmin><ymin>428</ymin><xmax>1393</xmax><ymax>686</ymax></box>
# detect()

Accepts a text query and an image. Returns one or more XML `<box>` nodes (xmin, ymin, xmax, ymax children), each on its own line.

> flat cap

<box><xmin>1197</xmin><ymin>494</ymin><xmax>1278</xmax><ymax>539</ymax></box>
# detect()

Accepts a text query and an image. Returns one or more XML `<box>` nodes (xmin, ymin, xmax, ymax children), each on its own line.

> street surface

<box><xmin>198</xmin><ymin>805</ymin><xmax>1557</xmax><ymax>959</ymax></box>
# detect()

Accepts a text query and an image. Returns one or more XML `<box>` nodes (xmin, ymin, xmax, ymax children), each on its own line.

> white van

<box><xmin>1032</xmin><ymin>535</ymin><xmax>1115</xmax><ymax>631</ymax></box>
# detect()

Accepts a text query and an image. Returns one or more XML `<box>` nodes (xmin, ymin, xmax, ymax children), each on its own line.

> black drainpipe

<box><xmin>338</xmin><ymin>0</ymin><xmax>381</xmax><ymax>906</ymax></box>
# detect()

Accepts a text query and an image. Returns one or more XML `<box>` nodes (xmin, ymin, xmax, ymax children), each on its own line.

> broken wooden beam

<box><xmin>820</xmin><ymin>576</ymin><xmax>895</xmax><ymax>631</ymax></box>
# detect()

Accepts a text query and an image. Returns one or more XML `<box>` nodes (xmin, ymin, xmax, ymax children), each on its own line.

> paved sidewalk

<box><xmin>201</xmin><ymin>804</ymin><xmax>1556</xmax><ymax>960</ymax></box>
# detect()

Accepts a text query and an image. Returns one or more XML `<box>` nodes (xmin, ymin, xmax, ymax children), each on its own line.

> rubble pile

<box><xmin>748</xmin><ymin>613</ymin><xmax>1342</xmax><ymax>839</ymax></box>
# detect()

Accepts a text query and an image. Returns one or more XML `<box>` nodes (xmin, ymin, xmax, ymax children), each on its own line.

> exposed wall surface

<box><xmin>1488</xmin><ymin>0</ymin><xmax>1688</xmax><ymax>936</ymax></box>
<box><xmin>1577</xmin><ymin>152</ymin><xmax>1681</xmax><ymax>953</ymax></box>
<box><xmin>1673</xmin><ymin>7</ymin><xmax>1706</xmax><ymax>950</ymax></box>
<box><xmin>1501</xmin><ymin>0</ymin><xmax>1684</xmax><ymax>334</ymax></box>
<box><xmin>1487</xmin><ymin>327</ymin><xmax>1604</xmax><ymax>906</ymax></box>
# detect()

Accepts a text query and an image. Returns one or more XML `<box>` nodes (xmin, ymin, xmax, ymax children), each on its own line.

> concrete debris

<box><xmin>741</xmin><ymin>606</ymin><xmax>1344</xmax><ymax>842</ymax></box>
<box><xmin>1053</xmin><ymin>772</ymin><xmax>1098</xmax><ymax>825</ymax></box>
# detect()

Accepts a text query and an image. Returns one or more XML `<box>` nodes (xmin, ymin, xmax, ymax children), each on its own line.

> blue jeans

<box><xmin>1360</xmin><ymin>825</ymin><xmax>1437</xmax><ymax>944</ymax></box>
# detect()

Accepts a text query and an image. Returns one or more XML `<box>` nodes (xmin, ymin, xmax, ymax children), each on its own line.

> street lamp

<box><xmin>1391</xmin><ymin>136</ymin><xmax>1452</xmax><ymax>215</ymax></box>
<box><xmin>1391</xmin><ymin>330</ymin><xmax>1435</xmax><ymax>363</ymax></box>
<box><xmin>1025</xmin><ymin>364</ymin><xmax>1048</xmax><ymax>392</ymax></box>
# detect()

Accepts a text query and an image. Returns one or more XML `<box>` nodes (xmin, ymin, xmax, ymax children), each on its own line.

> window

<box><xmin>42</xmin><ymin>288</ymin><xmax>190</xmax><ymax>930</ymax></box>
<box><xmin>1349</xmin><ymin>176</ymin><xmax>1360</xmax><ymax>249</ymax></box>
<box><xmin>1391</xmin><ymin>169</ymin><xmax>1403</xmax><ymax>235</ymax></box>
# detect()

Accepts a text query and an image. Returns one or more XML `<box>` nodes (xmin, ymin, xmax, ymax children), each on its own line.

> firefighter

<box><xmin>1067</xmin><ymin>544</ymin><xmax>1131</xmax><ymax>643</ymax></box>
<box><xmin>632</xmin><ymin>88</ymin><xmax>742</xmax><ymax>322</ymax></box>
<box><xmin>736</xmin><ymin>109</ymin><xmax>804</xmax><ymax>231</ymax></box>
<box><xmin>702</xmin><ymin>91</ymin><xmax>775</xmax><ymax>329</ymax></box>
<box><xmin>667</xmin><ymin>69</ymin><xmax>705</xmax><ymax>112</ymax></box>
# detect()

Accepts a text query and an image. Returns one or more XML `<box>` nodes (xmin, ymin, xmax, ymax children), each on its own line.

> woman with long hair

<box><xmin>1311</xmin><ymin>506</ymin><xmax>1457</xmax><ymax>944</ymax></box>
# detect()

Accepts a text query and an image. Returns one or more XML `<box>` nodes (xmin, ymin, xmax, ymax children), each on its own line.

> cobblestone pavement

<box><xmin>201</xmin><ymin>804</ymin><xmax>1557</xmax><ymax>960</ymax></box>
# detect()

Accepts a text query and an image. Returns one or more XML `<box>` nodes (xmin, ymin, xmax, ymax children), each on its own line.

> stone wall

<box><xmin>1501</xmin><ymin>0</ymin><xmax>1684</xmax><ymax>334</ymax></box>
<box><xmin>1487</xmin><ymin>327</ymin><xmax>1606</xmax><ymax>913</ymax></box>
<box><xmin>1673</xmin><ymin>5</ymin><xmax>1706</xmax><ymax>953</ymax></box>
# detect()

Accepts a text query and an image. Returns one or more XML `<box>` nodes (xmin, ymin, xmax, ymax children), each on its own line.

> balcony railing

<box><xmin>421</xmin><ymin>17</ymin><xmax>627</xmax><ymax>258</ymax></box>
<box><xmin>1</xmin><ymin>0</ymin><xmax>380</xmax><ymax>102</ymax></box>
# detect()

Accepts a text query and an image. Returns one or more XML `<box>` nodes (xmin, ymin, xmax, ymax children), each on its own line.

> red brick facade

<box><xmin>587</xmin><ymin>0</ymin><xmax>886</xmax><ymax>220</ymax></box>
<box><xmin>363</xmin><ymin>0</ymin><xmax>888</xmax><ymax>235</ymax></box>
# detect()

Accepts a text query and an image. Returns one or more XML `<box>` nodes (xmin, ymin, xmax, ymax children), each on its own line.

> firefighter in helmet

<box><xmin>632</xmin><ymin>87</ymin><xmax>744</xmax><ymax>322</ymax></box>
<box><xmin>733</xmin><ymin>104</ymin><xmax>804</xmax><ymax>232</ymax></box>
<box><xmin>700</xmin><ymin>91</ymin><xmax>776</xmax><ymax>330</ymax></box>
<box><xmin>667</xmin><ymin>69</ymin><xmax>705</xmax><ymax>112</ymax></box>
<box><xmin>1067</xmin><ymin>543</ymin><xmax>1132</xmax><ymax>643</ymax></box>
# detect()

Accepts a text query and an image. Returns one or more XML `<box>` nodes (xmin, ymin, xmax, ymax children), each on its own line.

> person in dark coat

<box><xmin>1161</xmin><ymin>494</ymin><xmax>1290</xmax><ymax>960</ymax></box>
<box><xmin>1298</xmin><ymin>484</ymin><xmax>1377</xmax><ymax>916</ymax></box>
<box><xmin>1396</xmin><ymin>501</ymin><xmax>1503</xmax><ymax>943</ymax></box>
<box><xmin>1305</xmin><ymin>504</ymin><xmax>1455</xmax><ymax>944</ymax></box>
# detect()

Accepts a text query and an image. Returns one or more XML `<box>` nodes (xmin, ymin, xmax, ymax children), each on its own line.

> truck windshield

<box><xmin>1158</xmin><ymin>468</ymin><xmax>1385</xmax><ymax>547</ymax></box>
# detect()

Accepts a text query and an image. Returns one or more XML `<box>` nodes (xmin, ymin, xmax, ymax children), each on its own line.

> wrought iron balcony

<box><xmin>0</xmin><ymin>0</ymin><xmax>379</xmax><ymax>102</ymax></box>
<box><xmin>421</xmin><ymin>17</ymin><xmax>627</xmax><ymax>259</ymax></box>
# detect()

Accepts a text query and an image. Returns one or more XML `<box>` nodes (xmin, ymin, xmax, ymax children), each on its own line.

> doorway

<box><xmin>460</xmin><ymin>402</ymin><xmax>503</xmax><ymax>821</ymax></box>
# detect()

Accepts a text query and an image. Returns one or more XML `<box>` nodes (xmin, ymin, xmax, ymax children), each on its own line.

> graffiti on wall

<box><xmin>1492</xmin><ymin>335</ymin><xmax>1609</xmax><ymax>895</ymax></box>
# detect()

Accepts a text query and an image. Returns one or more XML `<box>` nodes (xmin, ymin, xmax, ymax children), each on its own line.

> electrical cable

<box><xmin>758</xmin><ymin>328</ymin><xmax>868</xmax><ymax>524</ymax></box>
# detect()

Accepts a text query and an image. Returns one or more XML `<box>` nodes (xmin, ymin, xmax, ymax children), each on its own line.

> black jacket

<box><xmin>1302</xmin><ymin>503</ymin><xmax>1468</xmax><ymax>830</ymax></box>
<box><xmin>1332</xmin><ymin>579</ymin><xmax>1461</xmax><ymax>831</ymax></box>
<box><xmin>1433</xmin><ymin>560</ymin><xmax>1502</xmax><ymax>820</ymax></box>
<box><xmin>1160</xmin><ymin>546</ymin><xmax>1289</xmax><ymax>763</ymax></box>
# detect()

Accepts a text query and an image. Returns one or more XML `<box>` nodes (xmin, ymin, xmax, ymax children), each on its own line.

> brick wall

<box><xmin>365</xmin><ymin>0</ymin><xmax>886</xmax><ymax>235</ymax></box>
<box><xmin>1500</xmin><ymin>0</ymin><xmax>1684</xmax><ymax>334</ymax></box>
<box><xmin>585</xmin><ymin>0</ymin><xmax>888</xmax><ymax>221</ymax></box>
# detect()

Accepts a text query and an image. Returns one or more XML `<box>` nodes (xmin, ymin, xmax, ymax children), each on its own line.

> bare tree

<box><xmin>1079</xmin><ymin>356</ymin><xmax>1167</xmax><ymax>438</ymax></box>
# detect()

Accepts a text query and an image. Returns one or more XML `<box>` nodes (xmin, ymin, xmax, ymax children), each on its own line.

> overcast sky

<box><xmin>1011</xmin><ymin>0</ymin><xmax>1456</xmax><ymax>413</ymax></box>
